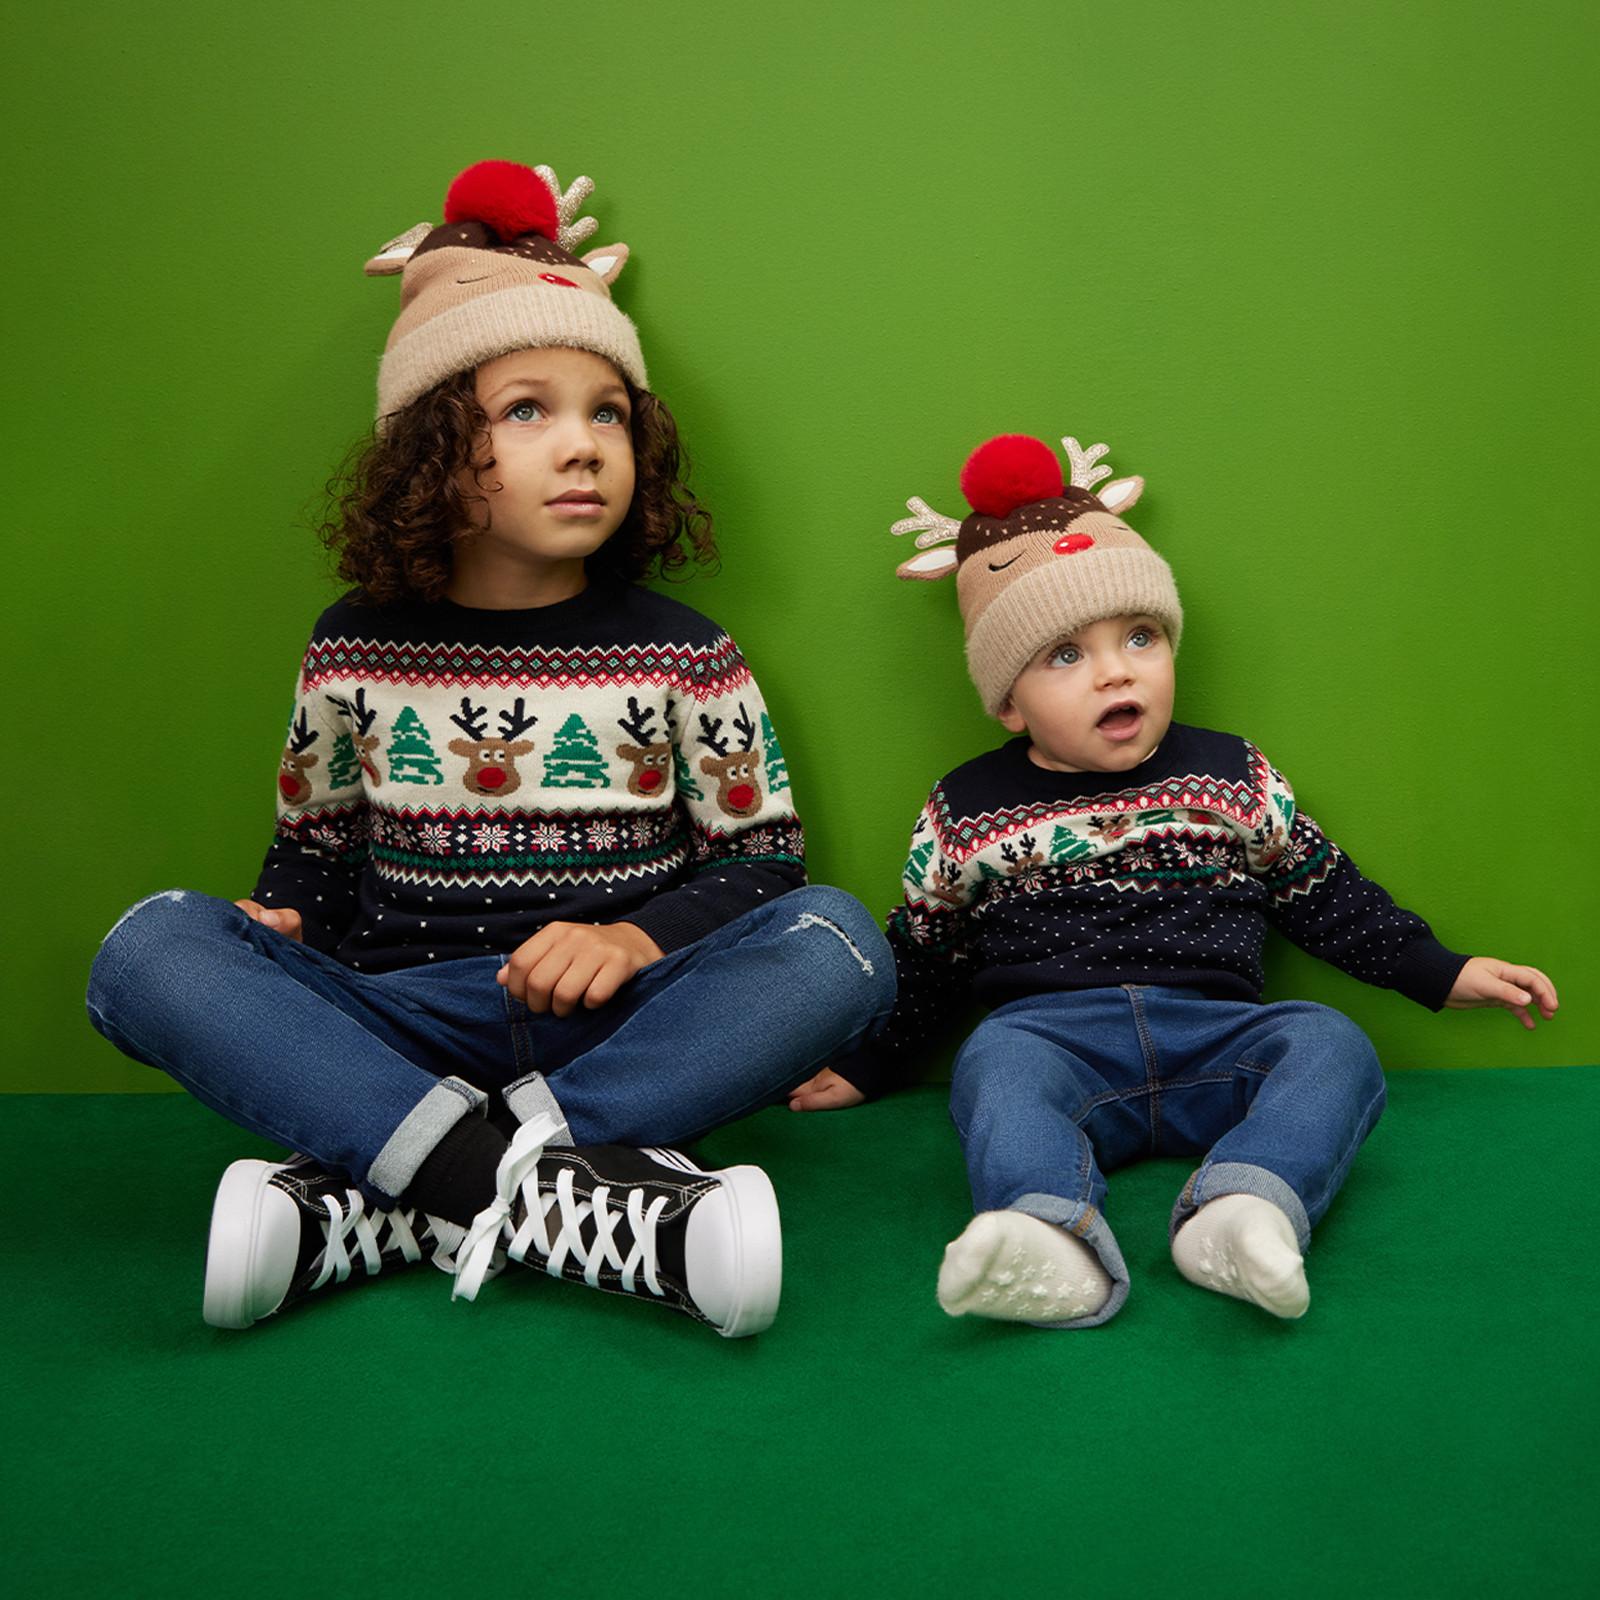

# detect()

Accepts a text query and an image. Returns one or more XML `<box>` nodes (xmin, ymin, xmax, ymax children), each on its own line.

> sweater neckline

<box><xmin>997</xmin><ymin>725</ymin><xmax>1191</xmax><ymax>802</ymax></box>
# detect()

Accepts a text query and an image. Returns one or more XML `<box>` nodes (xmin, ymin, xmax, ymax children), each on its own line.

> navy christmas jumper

<box><xmin>253</xmin><ymin>579</ymin><xmax>805</xmax><ymax>970</ymax></box>
<box><xmin>841</xmin><ymin>723</ymin><xmax>1468</xmax><ymax>1099</ymax></box>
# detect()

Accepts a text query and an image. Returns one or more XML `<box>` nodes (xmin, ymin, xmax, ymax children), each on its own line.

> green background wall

<box><xmin>5</xmin><ymin>0</ymin><xmax>1594</xmax><ymax>1091</ymax></box>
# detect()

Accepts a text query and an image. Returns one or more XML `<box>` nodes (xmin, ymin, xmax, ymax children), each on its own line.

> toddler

<box><xmin>793</xmin><ymin>432</ymin><xmax>1556</xmax><ymax>1326</ymax></box>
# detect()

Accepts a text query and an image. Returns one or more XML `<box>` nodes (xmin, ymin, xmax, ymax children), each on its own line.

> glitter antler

<box><xmin>890</xmin><ymin>496</ymin><xmax>962</xmax><ymax>581</ymax></box>
<box><xmin>1063</xmin><ymin>435</ymin><xmax>1145</xmax><ymax>514</ymax></box>
<box><xmin>1062</xmin><ymin>438</ymin><xmax>1113</xmax><ymax>491</ymax></box>
<box><xmin>534</xmin><ymin>166</ymin><xmax>599</xmax><ymax>252</ymax></box>
<box><xmin>536</xmin><ymin>165</ymin><xmax>631</xmax><ymax>284</ymax></box>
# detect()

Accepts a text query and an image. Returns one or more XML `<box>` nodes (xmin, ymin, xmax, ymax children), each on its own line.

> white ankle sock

<box><xmin>937</xmin><ymin>1210</ymin><xmax>1113</xmax><ymax>1325</ymax></box>
<box><xmin>1172</xmin><ymin>1193</ymin><xmax>1309</xmax><ymax>1319</ymax></box>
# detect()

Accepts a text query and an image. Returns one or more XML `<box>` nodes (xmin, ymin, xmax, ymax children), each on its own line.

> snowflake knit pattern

<box><xmin>841</xmin><ymin>724</ymin><xmax>1467</xmax><ymax>1099</ymax></box>
<box><xmin>253</xmin><ymin>579</ymin><xmax>805</xmax><ymax>970</ymax></box>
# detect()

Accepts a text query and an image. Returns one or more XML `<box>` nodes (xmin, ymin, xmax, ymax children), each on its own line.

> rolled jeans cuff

<box><xmin>503</xmin><ymin>1071</ymin><xmax>573</xmax><ymax>1146</ymax></box>
<box><xmin>367</xmin><ymin>1076</ymin><xmax>487</xmax><ymax>1207</ymax></box>
<box><xmin>1012</xmin><ymin>1192</ymin><xmax>1131</xmax><ymax>1330</ymax></box>
<box><xmin>1171</xmin><ymin>1161</ymin><xmax>1312</xmax><ymax>1252</ymax></box>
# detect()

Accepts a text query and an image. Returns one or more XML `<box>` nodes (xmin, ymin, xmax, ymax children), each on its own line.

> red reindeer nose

<box><xmin>477</xmin><ymin>768</ymin><xmax>506</xmax><ymax>789</ymax></box>
<box><xmin>728</xmin><ymin>783</ymin><xmax>756</xmax><ymax>811</ymax></box>
<box><xmin>1054</xmin><ymin>532</ymin><xmax>1095</xmax><ymax>555</ymax></box>
<box><xmin>639</xmin><ymin>770</ymin><xmax>663</xmax><ymax>792</ymax></box>
<box><xmin>278</xmin><ymin>775</ymin><xmax>299</xmax><ymax>799</ymax></box>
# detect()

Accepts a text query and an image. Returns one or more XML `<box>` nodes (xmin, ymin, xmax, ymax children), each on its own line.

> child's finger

<box><xmin>522</xmin><ymin>948</ymin><xmax>574</xmax><ymax>1012</ymax></box>
<box><xmin>551</xmin><ymin>952</ymin><xmax>606</xmax><ymax>1017</ymax></box>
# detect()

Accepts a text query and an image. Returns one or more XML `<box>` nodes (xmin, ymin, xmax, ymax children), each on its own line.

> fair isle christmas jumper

<box><xmin>252</xmin><ymin>579</ymin><xmax>805</xmax><ymax>970</ymax></box>
<box><xmin>838</xmin><ymin>723</ymin><xmax>1468</xmax><ymax>1100</ymax></box>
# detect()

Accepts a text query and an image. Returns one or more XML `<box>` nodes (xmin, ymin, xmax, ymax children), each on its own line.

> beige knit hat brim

<box><xmin>965</xmin><ymin>546</ymin><xmax>1184</xmax><ymax>716</ymax></box>
<box><xmin>377</xmin><ymin>283</ymin><xmax>649</xmax><ymax>418</ymax></box>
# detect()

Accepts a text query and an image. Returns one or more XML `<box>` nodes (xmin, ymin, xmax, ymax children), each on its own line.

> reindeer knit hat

<box><xmin>365</xmin><ymin>159</ymin><xmax>647</xmax><ymax>419</ymax></box>
<box><xmin>894</xmin><ymin>434</ymin><xmax>1182</xmax><ymax>716</ymax></box>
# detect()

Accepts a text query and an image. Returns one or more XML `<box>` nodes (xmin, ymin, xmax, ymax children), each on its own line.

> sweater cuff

<box><xmin>1392</xmin><ymin>936</ymin><xmax>1472</xmax><ymax>1011</ymax></box>
<box><xmin>828</xmin><ymin>1037</ymin><xmax>910</xmax><ymax>1103</ymax></box>
<box><xmin>621</xmin><ymin>886</ymin><xmax>732</xmax><ymax>956</ymax></box>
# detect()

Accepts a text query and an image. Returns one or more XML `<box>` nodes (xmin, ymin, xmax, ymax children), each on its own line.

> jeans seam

<box><xmin>1297</xmin><ymin>1079</ymin><xmax>1388</xmax><ymax>1222</ymax></box>
<box><xmin>1124</xmin><ymin>986</ymin><xmax>1161</xmax><ymax>1153</ymax></box>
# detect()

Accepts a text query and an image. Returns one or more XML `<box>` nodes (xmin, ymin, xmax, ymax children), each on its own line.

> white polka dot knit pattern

<box><xmin>839</xmin><ymin>724</ymin><xmax>1467</xmax><ymax>1099</ymax></box>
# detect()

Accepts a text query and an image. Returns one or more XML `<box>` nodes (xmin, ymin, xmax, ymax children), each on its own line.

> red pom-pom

<box><xmin>444</xmin><ymin>161</ymin><xmax>559</xmax><ymax>242</ymax></box>
<box><xmin>959</xmin><ymin>435</ymin><xmax>1064</xmax><ymax>518</ymax></box>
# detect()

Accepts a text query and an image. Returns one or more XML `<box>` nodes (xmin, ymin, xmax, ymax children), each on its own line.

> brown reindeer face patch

<box><xmin>448</xmin><ymin>738</ymin><xmax>536</xmax><ymax>797</ymax></box>
<box><xmin>448</xmin><ymin>697</ymin><xmax>539</xmax><ymax>797</ymax></box>
<box><xmin>699</xmin><ymin>750</ymin><xmax>764</xmax><ymax>818</ymax></box>
<box><xmin>617</xmin><ymin>741</ymin><xmax>673</xmax><ymax>797</ymax></box>
<box><xmin>956</xmin><ymin>509</ymin><xmax>1144</xmax><ymax>630</ymax></box>
<box><xmin>278</xmin><ymin>749</ymin><xmax>318</xmax><ymax>805</ymax></box>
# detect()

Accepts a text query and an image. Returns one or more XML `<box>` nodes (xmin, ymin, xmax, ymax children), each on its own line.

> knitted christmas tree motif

<box><xmin>326</xmin><ymin>689</ymin><xmax>383</xmax><ymax>785</ymax></box>
<box><xmin>759</xmin><ymin>712</ymin><xmax>789</xmax><ymax>794</ymax></box>
<box><xmin>543</xmin><ymin>714</ymin><xmax>610</xmax><ymax>789</ymax></box>
<box><xmin>387</xmin><ymin>707</ymin><xmax>445</xmax><ymax>786</ymax></box>
<box><xmin>326</xmin><ymin>732</ymin><xmax>362</xmax><ymax>790</ymax></box>
<box><xmin>904</xmin><ymin>838</ymin><xmax>936</xmax><ymax>885</ymax></box>
<box><xmin>1049</xmin><ymin>823</ymin><xmax>1096</xmax><ymax>863</ymax></box>
<box><xmin>672</xmin><ymin>745</ymin><xmax>703</xmax><ymax>801</ymax></box>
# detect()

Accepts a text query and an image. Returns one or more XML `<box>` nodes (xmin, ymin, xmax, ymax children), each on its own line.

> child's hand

<box><xmin>788</xmin><ymin>1067</ymin><xmax>866</xmax><ymax>1113</ymax></box>
<box><xmin>499</xmin><ymin>921</ymin><xmax>664</xmax><ymax>1016</ymax></box>
<box><xmin>234</xmin><ymin>899</ymin><xmax>304</xmax><ymax>941</ymax></box>
<box><xmin>1445</xmin><ymin>957</ymin><xmax>1559</xmax><ymax>1030</ymax></box>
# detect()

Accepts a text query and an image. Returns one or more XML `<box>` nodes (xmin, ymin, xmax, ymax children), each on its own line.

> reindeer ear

<box><xmin>364</xmin><ymin>222</ymin><xmax>432</xmax><ymax>277</ymax></box>
<box><xmin>580</xmin><ymin>242</ymin><xmax>629</xmax><ymax>285</ymax></box>
<box><xmin>447</xmin><ymin>739</ymin><xmax>476</xmax><ymax>757</ymax></box>
<box><xmin>897</xmin><ymin>547</ymin><xmax>959</xmax><ymax>581</ymax></box>
<box><xmin>1098</xmin><ymin>475</ymin><xmax>1145</xmax><ymax>514</ymax></box>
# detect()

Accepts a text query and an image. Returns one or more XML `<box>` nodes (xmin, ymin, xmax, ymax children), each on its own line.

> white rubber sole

<box><xmin>202</xmin><ymin>1160</ymin><xmax>296</xmax><ymax>1330</ymax></box>
<box><xmin>706</xmin><ymin>1164</ymin><xmax>783</xmax><ymax>1338</ymax></box>
<box><xmin>649</xmin><ymin>1148</ymin><xmax>782</xmax><ymax>1338</ymax></box>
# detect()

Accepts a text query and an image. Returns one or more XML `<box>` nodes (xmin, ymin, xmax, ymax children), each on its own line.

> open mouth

<box><xmin>1097</xmin><ymin>701</ymin><xmax>1143</xmax><ymax>736</ymax></box>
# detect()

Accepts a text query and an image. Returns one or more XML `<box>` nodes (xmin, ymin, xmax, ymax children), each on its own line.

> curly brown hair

<box><xmin>319</xmin><ymin>368</ymin><xmax>717</xmax><ymax>603</ymax></box>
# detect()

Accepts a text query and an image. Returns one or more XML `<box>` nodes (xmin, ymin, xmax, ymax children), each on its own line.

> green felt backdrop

<box><xmin>5</xmin><ymin>0</ymin><xmax>1594</xmax><ymax>1091</ymax></box>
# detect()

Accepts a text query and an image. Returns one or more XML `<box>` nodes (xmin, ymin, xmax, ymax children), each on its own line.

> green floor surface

<box><xmin>5</xmin><ymin>1072</ymin><xmax>1597</xmax><ymax>1598</ymax></box>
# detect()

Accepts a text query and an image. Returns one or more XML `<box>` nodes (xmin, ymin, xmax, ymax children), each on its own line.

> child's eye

<box><xmin>1050</xmin><ymin>644</ymin><xmax>1082</xmax><ymax>667</ymax></box>
<box><xmin>594</xmin><ymin>403</ymin><xmax>627</xmax><ymax>425</ymax></box>
<box><xmin>507</xmin><ymin>400</ymin><xmax>543</xmax><ymax>422</ymax></box>
<box><xmin>1128</xmin><ymin>627</ymin><xmax>1154</xmax><ymax>649</ymax></box>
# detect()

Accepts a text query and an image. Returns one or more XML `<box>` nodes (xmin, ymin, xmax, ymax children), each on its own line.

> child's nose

<box><xmin>556</xmin><ymin>416</ymin><xmax>603</xmax><ymax>468</ymax></box>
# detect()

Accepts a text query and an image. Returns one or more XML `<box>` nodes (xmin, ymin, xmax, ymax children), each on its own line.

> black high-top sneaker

<box><xmin>451</xmin><ymin>1115</ymin><xmax>782</xmax><ymax>1338</ymax></box>
<box><xmin>203</xmin><ymin>1155</ymin><xmax>467</xmax><ymax>1329</ymax></box>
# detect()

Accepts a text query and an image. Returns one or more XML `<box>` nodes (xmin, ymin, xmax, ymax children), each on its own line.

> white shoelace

<box><xmin>309</xmin><ymin>1193</ymin><xmax>423</xmax><ymax>1291</ymax></box>
<box><xmin>451</xmin><ymin>1114</ymin><xmax>668</xmax><ymax>1303</ymax></box>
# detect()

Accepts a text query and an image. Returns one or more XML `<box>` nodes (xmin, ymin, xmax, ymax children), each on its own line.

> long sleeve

<box><xmin>250</xmin><ymin>656</ymin><xmax>369</xmax><ymax>954</ymax></box>
<box><xmin>832</xmin><ymin>801</ymin><xmax>977</xmax><ymax>1100</ymax></box>
<box><xmin>1249</xmin><ymin>760</ymin><xmax>1468</xmax><ymax>1010</ymax></box>
<box><xmin>621</xmin><ymin>631</ymin><xmax>806</xmax><ymax>954</ymax></box>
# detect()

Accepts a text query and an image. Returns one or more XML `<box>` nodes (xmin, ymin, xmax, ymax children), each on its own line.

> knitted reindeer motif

<box><xmin>278</xmin><ymin>709</ymin><xmax>320</xmax><ymax>805</ymax></box>
<box><xmin>326</xmin><ymin>688</ymin><xmax>382</xmax><ymax>785</ymax></box>
<box><xmin>697</xmin><ymin>703</ymin><xmax>764</xmax><ymax>819</ymax></box>
<box><xmin>448</xmin><ymin>698</ymin><xmax>539</xmax><ymax>796</ymax></box>
<box><xmin>1000</xmin><ymin>833</ymin><xmax>1044</xmax><ymax>878</ymax></box>
<box><xmin>615</xmin><ymin>697</ymin><xmax>672</xmax><ymax>797</ymax></box>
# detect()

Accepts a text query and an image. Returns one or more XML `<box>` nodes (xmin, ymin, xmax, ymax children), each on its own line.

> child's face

<box><xmin>458</xmin><ymin>346</ymin><xmax>635</xmax><ymax>573</ymax></box>
<box><xmin>998</xmin><ymin>614</ymin><xmax>1175</xmax><ymax>773</ymax></box>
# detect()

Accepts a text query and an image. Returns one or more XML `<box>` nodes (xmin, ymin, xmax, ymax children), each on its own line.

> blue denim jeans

<box><xmin>86</xmin><ymin>884</ymin><xmax>894</xmax><ymax>1208</ymax></box>
<box><xmin>948</xmin><ymin>985</ymin><xmax>1387</xmax><ymax>1326</ymax></box>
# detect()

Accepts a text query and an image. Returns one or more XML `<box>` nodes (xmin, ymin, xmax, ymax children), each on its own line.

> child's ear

<box><xmin>997</xmin><ymin>697</ymin><xmax>1027</xmax><ymax>734</ymax></box>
